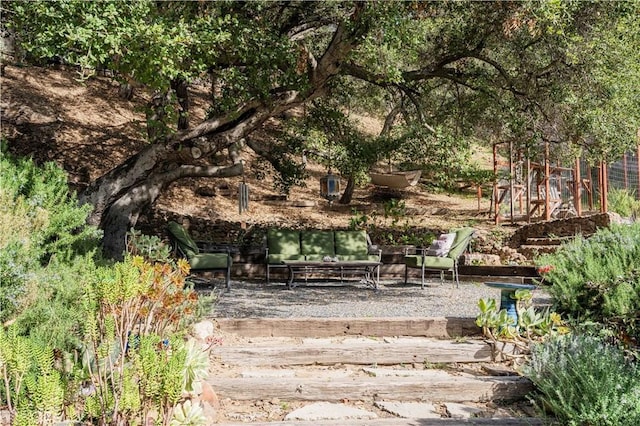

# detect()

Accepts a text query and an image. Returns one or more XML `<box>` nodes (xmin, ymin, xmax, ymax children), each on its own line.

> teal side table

<box><xmin>484</xmin><ymin>282</ymin><xmax>537</xmax><ymax>323</ymax></box>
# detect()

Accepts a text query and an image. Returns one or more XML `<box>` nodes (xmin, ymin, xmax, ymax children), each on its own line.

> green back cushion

<box><xmin>447</xmin><ymin>228</ymin><xmax>475</xmax><ymax>259</ymax></box>
<box><xmin>267</xmin><ymin>229</ymin><xmax>301</xmax><ymax>256</ymax></box>
<box><xmin>189</xmin><ymin>252</ymin><xmax>230</xmax><ymax>270</ymax></box>
<box><xmin>168</xmin><ymin>221</ymin><xmax>199</xmax><ymax>257</ymax></box>
<box><xmin>301</xmin><ymin>230</ymin><xmax>335</xmax><ymax>256</ymax></box>
<box><xmin>334</xmin><ymin>230</ymin><xmax>368</xmax><ymax>255</ymax></box>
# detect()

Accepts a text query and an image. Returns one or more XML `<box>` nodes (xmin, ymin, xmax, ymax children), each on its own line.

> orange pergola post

<box><xmin>544</xmin><ymin>141</ymin><xmax>551</xmax><ymax>221</ymax></box>
<box><xmin>600</xmin><ymin>161</ymin><xmax>609</xmax><ymax>213</ymax></box>
<box><xmin>493</xmin><ymin>143</ymin><xmax>500</xmax><ymax>225</ymax></box>
<box><xmin>574</xmin><ymin>157</ymin><xmax>582</xmax><ymax>216</ymax></box>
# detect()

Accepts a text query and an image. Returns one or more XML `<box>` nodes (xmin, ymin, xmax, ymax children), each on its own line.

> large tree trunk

<box><xmin>79</xmin><ymin>8</ymin><xmax>366</xmax><ymax>259</ymax></box>
<box><xmin>99</xmin><ymin>161</ymin><xmax>244</xmax><ymax>258</ymax></box>
<box><xmin>339</xmin><ymin>175</ymin><xmax>356</xmax><ymax>204</ymax></box>
<box><xmin>171</xmin><ymin>77</ymin><xmax>190</xmax><ymax>130</ymax></box>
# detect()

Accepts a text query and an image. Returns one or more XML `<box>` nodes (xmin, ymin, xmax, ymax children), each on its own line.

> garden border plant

<box><xmin>512</xmin><ymin>222</ymin><xmax>640</xmax><ymax>424</ymax></box>
<box><xmin>535</xmin><ymin>222</ymin><xmax>640</xmax><ymax>349</ymax></box>
<box><xmin>475</xmin><ymin>289</ymin><xmax>568</xmax><ymax>363</ymax></box>
<box><xmin>1</xmin><ymin>154</ymin><xmax>213</xmax><ymax>426</ymax></box>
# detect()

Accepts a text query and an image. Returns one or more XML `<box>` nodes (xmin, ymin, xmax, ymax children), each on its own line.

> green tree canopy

<box><xmin>5</xmin><ymin>0</ymin><xmax>639</xmax><ymax>256</ymax></box>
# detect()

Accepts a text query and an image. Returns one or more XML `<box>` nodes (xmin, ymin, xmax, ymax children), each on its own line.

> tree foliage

<box><xmin>5</xmin><ymin>1</ymin><xmax>639</xmax><ymax>256</ymax></box>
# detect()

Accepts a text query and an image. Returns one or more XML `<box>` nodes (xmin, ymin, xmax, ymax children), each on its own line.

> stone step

<box><xmin>213</xmin><ymin>337</ymin><xmax>492</xmax><ymax>366</ymax></box>
<box><xmin>203</xmin><ymin>322</ymin><xmax>543</xmax><ymax>424</ymax></box>
<box><xmin>518</xmin><ymin>244</ymin><xmax>559</xmax><ymax>256</ymax></box>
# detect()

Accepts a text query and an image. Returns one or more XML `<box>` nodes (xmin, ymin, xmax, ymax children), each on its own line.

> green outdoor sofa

<box><xmin>404</xmin><ymin>227</ymin><xmax>476</xmax><ymax>288</ymax></box>
<box><xmin>264</xmin><ymin>229</ymin><xmax>382</xmax><ymax>284</ymax></box>
<box><xmin>167</xmin><ymin>221</ymin><xmax>233</xmax><ymax>289</ymax></box>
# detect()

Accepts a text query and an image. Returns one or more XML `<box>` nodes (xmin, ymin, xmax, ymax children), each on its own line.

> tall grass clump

<box><xmin>535</xmin><ymin>223</ymin><xmax>640</xmax><ymax>344</ymax></box>
<box><xmin>523</xmin><ymin>334</ymin><xmax>640</xmax><ymax>425</ymax></box>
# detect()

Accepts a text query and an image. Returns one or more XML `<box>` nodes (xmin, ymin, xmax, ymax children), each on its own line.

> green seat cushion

<box><xmin>448</xmin><ymin>228</ymin><xmax>476</xmax><ymax>259</ymax></box>
<box><xmin>404</xmin><ymin>255</ymin><xmax>454</xmax><ymax>270</ymax></box>
<box><xmin>334</xmin><ymin>230</ymin><xmax>368</xmax><ymax>256</ymax></box>
<box><xmin>168</xmin><ymin>221</ymin><xmax>200</xmax><ymax>257</ymax></box>
<box><xmin>189</xmin><ymin>252</ymin><xmax>230</xmax><ymax>270</ymax></box>
<box><xmin>267</xmin><ymin>229</ymin><xmax>301</xmax><ymax>256</ymax></box>
<box><xmin>267</xmin><ymin>253</ymin><xmax>306</xmax><ymax>264</ymax></box>
<box><xmin>301</xmin><ymin>230</ymin><xmax>335</xmax><ymax>256</ymax></box>
<box><xmin>338</xmin><ymin>254</ymin><xmax>380</xmax><ymax>262</ymax></box>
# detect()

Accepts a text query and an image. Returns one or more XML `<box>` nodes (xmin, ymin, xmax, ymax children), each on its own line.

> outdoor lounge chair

<box><xmin>167</xmin><ymin>221</ymin><xmax>233</xmax><ymax>289</ymax></box>
<box><xmin>404</xmin><ymin>227</ymin><xmax>476</xmax><ymax>288</ymax></box>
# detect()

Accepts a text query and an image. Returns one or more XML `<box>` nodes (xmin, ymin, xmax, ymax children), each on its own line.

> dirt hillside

<box><xmin>1</xmin><ymin>64</ymin><xmax>497</xmax><ymax>244</ymax></box>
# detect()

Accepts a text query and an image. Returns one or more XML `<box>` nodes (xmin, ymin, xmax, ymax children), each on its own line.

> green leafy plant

<box><xmin>523</xmin><ymin>334</ymin><xmax>640</xmax><ymax>425</ymax></box>
<box><xmin>348</xmin><ymin>203</ymin><xmax>435</xmax><ymax>247</ymax></box>
<box><xmin>536</xmin><ymin>223</ymin><xmax>640</xmax><ymax>345</ymax></box>
<box><xmin>607</xmin><ymin>188</ymin><xmax>640</xmax><ymax>218</ymax></box>
<box><xmin>476</xmin><ymin>290</ymin><xmax>568</xmax><ymax>361</ymax></box>
<box><xmin>0</xmin><ymin>154</ymin><xmax>101</xmax><ymax>324</ymax></box>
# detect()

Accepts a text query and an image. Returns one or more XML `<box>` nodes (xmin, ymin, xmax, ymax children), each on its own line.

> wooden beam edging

<box><xmin>214</xmin><ymin>317</ymin><xmax>481</xmax><ymax>338</ymax></box>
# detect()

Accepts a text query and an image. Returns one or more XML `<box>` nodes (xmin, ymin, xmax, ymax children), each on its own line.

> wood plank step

<box><xmin>217</xmin><ymin>418</ymin><xmax>544</xmax><ymax>426</ymax></box>
<box><xmin>209</xmin><ymin>373</ymin><xmax>533</xmax><ymax>402</ymax></box>
<box><xmin>213</xmin><ymin>338</ymin><xmax>492</xmax><ymax>366</ymax></box>
<box><xmin>215</xmin><ymin>317</ymin><xmax>481</xmax><ymax>338</ymax></box>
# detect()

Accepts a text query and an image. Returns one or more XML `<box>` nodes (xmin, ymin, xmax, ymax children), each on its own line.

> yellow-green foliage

<box><xmin>0</xmin><ymin>326</ymin><xmax>65</xmax><ymax>424</ymax></box>
<box><xmin>82</xmin><ymin>255</ymin><xmax>206</xmax><ymax>426</ymax></box>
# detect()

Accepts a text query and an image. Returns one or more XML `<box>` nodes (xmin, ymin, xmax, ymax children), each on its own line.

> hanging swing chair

<box><xmin>369</xmin><ymin>170</ymin><xmax>422</xmax><ymax>189</ymax></box>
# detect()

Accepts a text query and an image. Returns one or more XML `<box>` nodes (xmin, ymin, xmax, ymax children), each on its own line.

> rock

<box><xmin>192</xmin><ymin>320</ymin><xmax>215</xmax><ymax>342</ymax></box>
<box><xmin>199</xmin><ymin>381</ymin><xmax>220</xmax><ymax>409</ymax></box>
<box><xmin>445</xmin><ymin>402</ymin><xmax>483</xmax><ymax>419</ymax></box>
<box><xmin>463</xmin><ymin>253</ymin><xmax>501</xmax><ymax>266</ymax></box>
<box><xmin>284</xmin><ymin>402</ymin><xmax>377</xmax><ymax>421</ymax></box>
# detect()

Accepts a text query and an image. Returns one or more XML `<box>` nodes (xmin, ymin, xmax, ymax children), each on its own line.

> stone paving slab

<box><xmin>445</xmin><ymin>403</ymin><xmax>483</xmax><ymax>419</ymax></box>
<box><xmin>284</xmin><ymin>402</ymin><xmax>378</xmax><ymax>421</ymax></box>
<box><xmin>374</xmin><ymin>401</ymin><xmax>441</xmax><ymax>419</ymax></box>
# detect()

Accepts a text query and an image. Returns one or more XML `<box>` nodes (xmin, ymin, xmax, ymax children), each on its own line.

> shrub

<box><xmin>0</xmin><ymin>154</ymin><xmax>102</xmax><ymax>323</ymax></box>
<box><xmin>523</xmin><ymin>334</ymin><xmax>640</xmax><ymax>426</ymax></box>
<box><xmin>608</xmin><ymin>188</ymin><xmax>640</xmax><ymax>218</ymax></box>
<box><xmin>535</xmin><ymin>223</ymin><xmax>640</xmax><ymax>345</ymax></box>
<box><xmin>476</xmin><ymin>290</ymin><xmax>569</xmax><ymax>362</ymax></box>
<box><xmin>0</xmin><ymin>155</ymin><xmax>209</xmax><ymax>425</ymax></box>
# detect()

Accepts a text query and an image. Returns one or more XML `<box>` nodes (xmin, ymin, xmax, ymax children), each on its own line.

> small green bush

<box><xmin>523</xmin><ymin>334</ymin><xmax>640</xmax><ymax>426</ymax></box>
<box><xmin>608</xmin><ymin>188</ymin><xmax>640</xmax><ymax>218</ymax></box>
<box><xmin>536</xmin><ymin>223</ymin><xmax>640</xmax><ymax>344</ymax></box>
<box><xmin>0</xmin><ymin>154</ymin><xmax>102</xmax><ymax>323</ymax></box>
